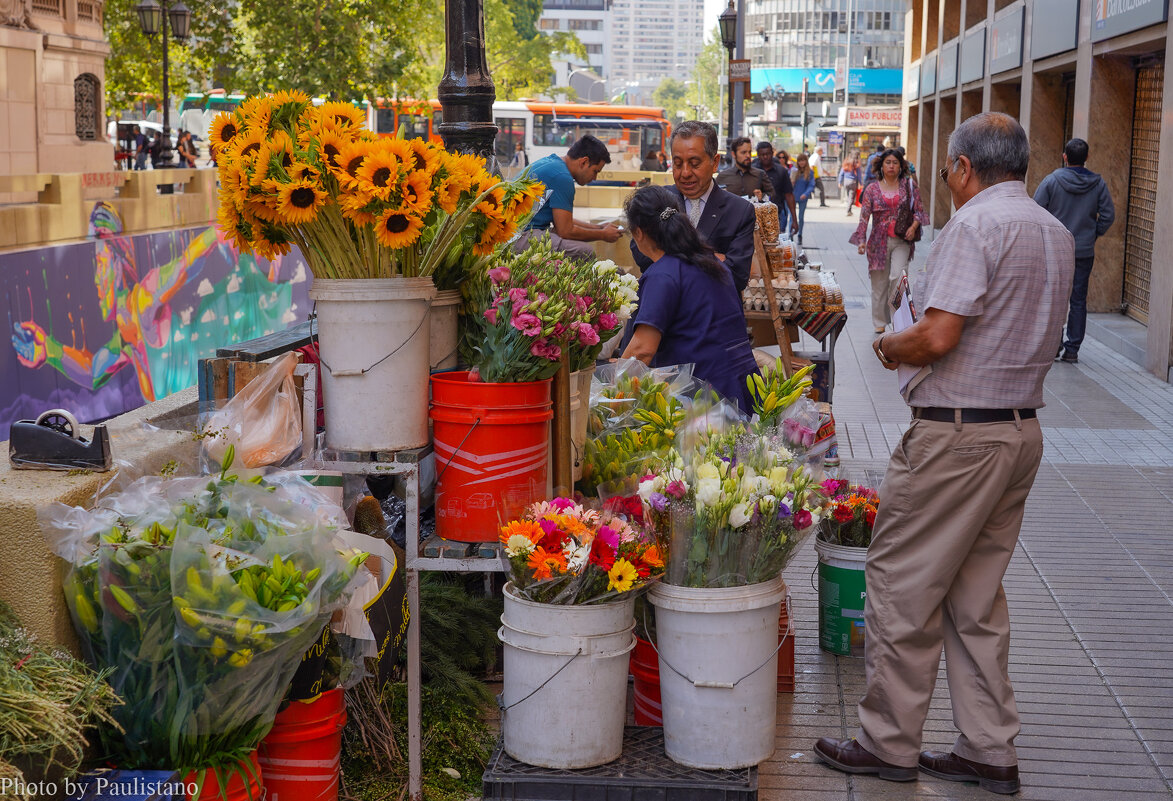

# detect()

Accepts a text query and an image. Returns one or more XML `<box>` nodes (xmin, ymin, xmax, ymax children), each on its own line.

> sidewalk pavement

<box><xmin>768</xmin><ymin>202</ymin><xmax>1173</xmax><ymax>800</ymax></box>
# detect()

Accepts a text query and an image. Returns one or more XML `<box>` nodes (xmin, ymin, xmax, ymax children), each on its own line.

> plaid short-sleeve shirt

<box><xmin>908</xmin><ymin>181</ymin><xmax>1074</xmax><ymax>409</ymax></box>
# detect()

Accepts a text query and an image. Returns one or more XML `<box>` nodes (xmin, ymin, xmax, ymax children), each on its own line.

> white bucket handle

<box><xmin>643</xmin><ymin>606</ymin><xmax>788</xmax><ymax>690</ymax></box>
<box><xmin>310</xmin><ymin>302</ymin><xmax>430</xmax><ymax>377</ymax></box>
<box><xmin>497</xmin><ymin>627</ymin><xmax>636</xmax><ymax>717</ymax></box>
<box><xmin>498</xmin><ymin>625</ymin><xmax>636</xmax><ymax>660</ymax></box>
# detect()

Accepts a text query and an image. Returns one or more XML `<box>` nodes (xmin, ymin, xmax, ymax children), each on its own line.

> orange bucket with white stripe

<box><xmin>430</xmin><ymin>372</ymin><xmax>553</xmax><ymax>542</ymax></box>
<box><xmin>257</xmin><ymin>688</ymin><xmax>346</xmax><ymax>801</ymax></box>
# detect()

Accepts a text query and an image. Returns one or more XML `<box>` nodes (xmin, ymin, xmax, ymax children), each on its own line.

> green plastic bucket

<box><xmin>815</xmin><ymin>539</ymin><xmax>867</xmax><ymax>657</ymax></box>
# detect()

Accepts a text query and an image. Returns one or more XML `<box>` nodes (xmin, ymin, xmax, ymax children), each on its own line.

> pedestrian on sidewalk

<box><xmin>814</xmin><ymin>112</ymin><xmax>1074</xmax><ymax>797</ymax></box>
<box><xmin>839</xmin><ymin>154</ymin><xmax>862</xmax><ymax>216</ymax></box>
<box><xmin>809</xmin><ymin>146</ymin><xmax>828</xmax><ymax>206</ymax></box>
<box><xmin>1033</xmin><ymin>137</ymin><xmax>1115</xmax><ymax>364</ymax></box>
<box><xmin>755</xmin><ymin>141</ymin><xmax>798</xmax><ymax>236</ymax></box>
<box><xmin>790</xmin><ymin>153</ymin><xmax>817</xmax><ymax>244</ymax></box>
<box><xmin>849</xmin><ymin>148</ymin><xmax>928</xmax><ymax>333</ymax></box>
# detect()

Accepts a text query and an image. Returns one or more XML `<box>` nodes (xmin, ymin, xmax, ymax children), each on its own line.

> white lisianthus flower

<box><xmin>565</xmin><ymin>542</ymin><xmax>590</xmax><ymax>571</ymax></box>
<box><xmin>505</xmin><ymin>535</ymin><xmax>536</xmax><ymax>558</ymax></box>
<box><xmin>637</xmin><ymin>475</ymin><xmax>664</xmax><ymax>500</ymax></box>
<box><xmin>664</xmin><ymin>466</ymin><xmax>686</xmax><ymax>485</ymax></box>
<box><xmin>695</xmin><ymin>478</ymin><xmax>722</xmax><ymax>507</ymax></box>
<box><xmin>696</xmin><ymin>462</ymin><xmax>721</xmax><ymax>481</ymax></box>
<box><xmin>758</xmin><ymin>494</ymin><xmax>778</xmax><ymax>516</ymax></box>
<box><xmin>729</xmin><ymin>502</ymin><xmax>752</xmax><ymax>528</ymax></box>
<box><xmin>596</xmin><ymin>259</ymin><xmax>618</xmax><ymax>275</ymax></box>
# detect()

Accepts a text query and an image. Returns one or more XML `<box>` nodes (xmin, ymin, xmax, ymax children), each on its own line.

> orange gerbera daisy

<box><xmin>527</xmin><ymin>546</ymin><xmax>568</xmax><ymax>581</ymax></box>
<box><xmin>499</xmin><ymin>519</ymin><xmax>544</xmax><ymax>545</ymax></box>
<box><xmin>641</xmin><ymin>544</ymin><xmax>664</xmax><ymax>569</ymax></box>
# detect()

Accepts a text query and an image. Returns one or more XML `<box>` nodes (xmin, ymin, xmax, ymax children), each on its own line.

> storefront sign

<box><xmin>751</xmin><ymin>68</ymin><xmax>903</xmax><ymax>95</ymax></box>
<box><xmin>989</xmin><ymin>7</ymin><xmax>1024</xmax><ymax>74</ymax></box>
<box><xmin>729</xmin><ymin>59</ymin><xmax>751</xmax><ymax>84</ymax></box>
<box><xmin>1031</xmin><ymin>0</ymin><xmax>1080</xmax><ymax>58</ymax></box>
<box><xmin>828</xmin><ymin>130</ymin><xmax>845</xmax><ymax>145</ymax></box>
<box><xmin>845</xmin><ymin>106</ymin><xmax>902</xmax><ymax>128</ymax></box>
<box><xmin>921</xmin><ymin>53</ymin><xmax>937</xmax><ymax>95</ymax></box>
<box><xmin>960</xmin><ymin>28</ymin><xmax>986</xmax><ymax>84</ymax></box>
<box><xmin>904</xmin><ymin>64</ymin><xmax>920</xmax><ymax>100</ymax></box>
<box><xmin>1091</xmin><ymin>0</ymin><xmax>1168</xmax><ymax>42</ymax></box>
<box><xmin>939</xmin><ymin>41</ymin><xmax>959</xmax><ymax>90</ymax></box>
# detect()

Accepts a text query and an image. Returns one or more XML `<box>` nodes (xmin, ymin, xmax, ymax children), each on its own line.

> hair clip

<box><xmin>659</xmin><ymin>207</ymin><xmax>678</xmax><ymax>220</ymax></box>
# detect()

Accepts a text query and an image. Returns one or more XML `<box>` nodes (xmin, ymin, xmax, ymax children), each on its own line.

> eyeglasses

<box><xmin>938</xmin><ymin>165</ymin><xmax>950</xmax><ymax>184</ymax></box>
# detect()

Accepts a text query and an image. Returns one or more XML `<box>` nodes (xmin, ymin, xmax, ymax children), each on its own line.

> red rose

<box><xmin>865</xmin><ymin>507</ymin><xmax>877</xmax><ymax>528</ymax></box>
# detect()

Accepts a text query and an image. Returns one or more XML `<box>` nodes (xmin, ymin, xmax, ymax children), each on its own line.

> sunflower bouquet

<box><xmin>211</xmin><ymin>91</ymin><xmax>543</xmax><ymax>283</ymax></box>
<box><xmin>499</xmin><ymin>497</ymin><xmax>664</xmax><ymax>605</ymax></box>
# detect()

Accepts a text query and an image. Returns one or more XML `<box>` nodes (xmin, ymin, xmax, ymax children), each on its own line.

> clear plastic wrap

<box><xmin>202</xmin><ymin>351</ymin><xmax>302</xmax><ymax>469</ymax></box>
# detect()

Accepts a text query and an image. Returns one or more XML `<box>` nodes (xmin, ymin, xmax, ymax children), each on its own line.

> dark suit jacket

<box><xmin>629</xmin><ymin>183</ymin><xmax>755</xmax><ymax>293</ymax></box>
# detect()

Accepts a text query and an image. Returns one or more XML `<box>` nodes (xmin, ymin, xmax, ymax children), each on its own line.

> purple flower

<box><xmin>488</xmin><ymin>266</ymin><xmax>511</xmax><ymax>284</ymax></box>
<box><xmin>648</xmin><ymin>492</ymin><xmax>668</xmax><ymax>512</ymax></box>
<box><xmin>776</xmin><ymin>503</ymin><xmax>792</xmax><ymax>519</ymax></box>
<box><xmin>511</xmin><ymin>312</ymin><xmax>542</xmax><ymax>337</ymax></box>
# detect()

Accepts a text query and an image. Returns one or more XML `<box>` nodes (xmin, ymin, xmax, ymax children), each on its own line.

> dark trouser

<box><xmin>1063</xmin><ymin>254</ymin><xmax>1095</xmax><ymax>355</ymax></box>
<box><xmin>815</xmin><ymin>177</ymin><xmax>826</xmax><ymax>204</ymax></box>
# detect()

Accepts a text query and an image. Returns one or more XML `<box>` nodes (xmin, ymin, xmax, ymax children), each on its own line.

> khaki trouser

<box><xmin>871</xmin><ymin>236</ymin><xmax>911</xmax><ymax>329</ymax></box>
<box><xmin>512</xmin><ymin>228</ymin><xmax>596</xmax><ymax>260</ymax></box>
<box><xmin>855</xmin><ymin>414</ymin><xmax>1044</xmax><ymax>769</ymax></box>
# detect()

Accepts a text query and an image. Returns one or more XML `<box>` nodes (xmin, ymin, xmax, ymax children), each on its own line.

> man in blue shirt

<box><xmin>514</xmin><ymin>134</ymin><xmax>621</xmax><ymax>259</ymax></box>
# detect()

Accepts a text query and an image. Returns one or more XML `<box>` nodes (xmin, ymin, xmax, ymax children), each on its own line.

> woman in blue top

<box><xmin>621</xmin><ymin>185</ymin><xmax>761</xmax><ymax>413</ymax></box>
<box><xmin>789</xmin><ymin>153</ymin><xmax>817</xmax><ymax>244</ymax></box>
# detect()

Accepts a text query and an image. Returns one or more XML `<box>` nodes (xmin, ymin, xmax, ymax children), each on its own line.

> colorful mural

<box><xmin>3</xmin><ymin>203</ymin><xmax>310</xmax><ymax>431</ymax></box>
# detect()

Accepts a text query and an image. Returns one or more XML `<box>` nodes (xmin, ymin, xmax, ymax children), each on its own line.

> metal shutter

<box><xmin>1123</xmin><ymin>61</ymin><xmax>1163</xmax><ymax>323</ymax></box>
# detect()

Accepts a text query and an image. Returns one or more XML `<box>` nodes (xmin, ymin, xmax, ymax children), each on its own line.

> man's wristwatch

<box><xmin>876</xmin><ymin>335</ymin><xmax>895</xmax><ymax>364</ymax></box>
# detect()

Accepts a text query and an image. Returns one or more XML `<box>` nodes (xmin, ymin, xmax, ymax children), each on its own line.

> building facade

<box><xmin>609</xmin><ymin>0</ymin><xmax>704</xmax><ymax>99</ymax></box>
<box><xmin>746</xmin><ymin>0</ymin><xmax>908</xmax><ymax>146</ymax></box>
<box><xmin>1</xmin><ymin>0</ymin><xmax>111</xmax><ymax>176</ymax></box>
<box><xmin>539</xmin><ymin>0</ymin><xmax>612</xmax><ymax>99</ymax></box>
<box><xmin>903</xmin><ymin>0</ymin><xmax>1173</xmax><ymax>382</ymax></box>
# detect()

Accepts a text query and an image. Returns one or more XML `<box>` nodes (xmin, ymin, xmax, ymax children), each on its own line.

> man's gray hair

<box><xmin>947</xmin><ymin>112</ymin><xmax>1030</xmax><ymax>185</ymax></box>
<box><xmin>670</xmin><ymin>121</ymin><xmax>719</xmax><ymax>159</ymax></box>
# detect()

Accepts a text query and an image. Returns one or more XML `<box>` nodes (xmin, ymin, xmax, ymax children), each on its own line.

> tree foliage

<box><xmin>103</xmin><ymin>0</ymin><xmax>584</xmax><ymax>113</ymax></box>
<box><xmin>686</xmin><ymin>26</ymin><xmax>726</xmax><ymax>125</ymax></box>
<box><xmin>652</xmin><ymin>77</ymin><xmax>689</xmax><ymax>122</ymax></box>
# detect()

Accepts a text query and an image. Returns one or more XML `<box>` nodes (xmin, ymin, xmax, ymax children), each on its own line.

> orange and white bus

<box><xmin>372</xmin><ymin>99</ymin><xmax>671</xmax><ymax>169</ymax></box>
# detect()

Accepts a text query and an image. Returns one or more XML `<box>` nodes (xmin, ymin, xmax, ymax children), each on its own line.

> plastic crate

<box><xmin>483</xmin><ymin>726</ymin><xmax>758</xmax><ymax>801</ymax></box>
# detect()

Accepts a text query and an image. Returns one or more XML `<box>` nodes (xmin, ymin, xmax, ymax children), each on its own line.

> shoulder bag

<box><xmin>893</xmin><ymin>179</ymin><xmax>922</xmax><ymax>242</ymax></box>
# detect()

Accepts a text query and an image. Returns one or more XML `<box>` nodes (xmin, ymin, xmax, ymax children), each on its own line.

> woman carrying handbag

<box><xmin>848</xmin><ymin>148</ymin><xmax>929</xmax><ymax>333</ymax></box>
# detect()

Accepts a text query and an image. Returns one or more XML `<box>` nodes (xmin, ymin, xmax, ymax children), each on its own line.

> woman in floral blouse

<box><xmin>848</xmin><ymin>148</ymin><xmax>929</xmax><ymax>333</ymax></box>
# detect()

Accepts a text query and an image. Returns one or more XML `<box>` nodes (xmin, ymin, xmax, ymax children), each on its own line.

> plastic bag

<box><xmin>203</xmin><ymin>351</ymin><xmax>301</xmax><ymax>468</ymax></box>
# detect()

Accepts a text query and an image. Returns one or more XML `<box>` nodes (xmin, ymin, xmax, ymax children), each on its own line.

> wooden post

<box><xmin>551</xmin><ymin>352</ymin><xmax>573</xmax><ymax>496</ymax></box>
<box><xmin>754</xmin><ymin>229</ymin><xmax>795</xmax><ymax>379</ymax></box>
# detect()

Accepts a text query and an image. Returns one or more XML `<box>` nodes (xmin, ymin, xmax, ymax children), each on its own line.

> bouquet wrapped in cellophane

<box><xmin>499</xmin><ymin>497</ymin><xmax>664</xmax><ymax>605</ymax></box>
<box><xmin>817</xmin><ymin>478</ymin><xmax>880</xmax><ymax>548</ymax></box>
<box><xmin>41</xmin><ymin>448</ymin><xmax>368</xmax><ymax>783</ymax></box>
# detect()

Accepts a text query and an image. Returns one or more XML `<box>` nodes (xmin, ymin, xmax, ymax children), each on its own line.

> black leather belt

<box><xmin>912</xmin><ymin>407</ymin><xmax>1037</xmax><ymax>423</ymax></box>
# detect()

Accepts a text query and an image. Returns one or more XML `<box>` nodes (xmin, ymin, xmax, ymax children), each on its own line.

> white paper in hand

<box><xmin>890</xmin><ymin>273</ymin><xmax>932</xmax><ymax>400</ymax></box>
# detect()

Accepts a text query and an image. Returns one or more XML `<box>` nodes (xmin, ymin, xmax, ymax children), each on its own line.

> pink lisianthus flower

<box><xmin>574</xmin><ymin>295</ymin><xmax>589</xmax><ymax>312</ymax></box>
<box><xmin>549</xmin><ymin>497</ymin><xmax>576</xmax><ymax>512</ymax></box>
<box><xmin>508</xmin><ymin>287</ymin><xmax>529</xmax><ymax>305</ymax></box>
<box><xmin>552</xmin><ymin>322</ymin><xmax>566</xmax><ymax>337</ymax></box>
<box><xmin>511</xmin><ymin>312</ymin><xmax>542</xmax><ymax>337</ymax></box>
<box><xmin>599</xmin><ymin>312</ymin><xmax>619</xmax><ymax>331</ymax></box>
<box><xmin>597</xmin><ymin>525</ymin><xmax>620</xmax><ymax>550</ymax></box>
<box><xmin>665</xmin><ymin>480</ymin><xmax>687</xmax><ymax>499</ymax></box>
<box><xmin>576</xmin><ymin>322</ymin><xmax>600</xmax><ymax>347</ymax></box>
<box><xmin>530</xmin><ymin>338</ymin><xmax>562</xmax><ymax>360</ymax></box>
<box><xmin>484</xmin><ymin>307</ymin><xmax>499</xmax><ymax>325</ymax></box>
<box><xmin>793</xmin><ymin>509</ymin><xmax>813</xmax><ymax>530</ymax></box>
<box><xmin>488</xmin><ymin>266</ymin><xmax>510</xmax><ymax>284</ymax></box>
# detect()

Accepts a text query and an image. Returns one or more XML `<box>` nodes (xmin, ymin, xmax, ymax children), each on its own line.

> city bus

<box><xmin>372</xmin><ymin>99</ymin><xmax>671</xmax><ymax>169</ymax></box>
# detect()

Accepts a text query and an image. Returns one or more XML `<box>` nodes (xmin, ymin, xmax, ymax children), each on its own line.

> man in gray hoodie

<box><xmin>1033</xmin><ymin>138</ymin><xmax>1115</xmax><ymax>363</ymax></box>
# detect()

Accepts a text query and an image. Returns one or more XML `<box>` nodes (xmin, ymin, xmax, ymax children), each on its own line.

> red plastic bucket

<box><xmin>258</xmin><ymin>688</ymin><xmax>347</xmax><ymax>801</ymax></box>
<box><xmin>185</xmin><ymin>750</ymin><xmax>263</xmax><ymax>801</ymax></box>
<box><xmin>430</xmin><ymin>372</ymin><xmax>553</xmax><ymax>542</ymax></box>
<box><xmin>631</xmin><ymin>636</ymin><xmax>662</xmax><ymax>726</ymax></box>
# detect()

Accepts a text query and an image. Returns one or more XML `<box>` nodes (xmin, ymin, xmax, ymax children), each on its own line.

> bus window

<box><xmin>495</xmin><ymin>117</ymin><xmax>526</xmax><ymax>162</ymax></box>
<box><xmin>376</xmin><ymin>108</ymin><xmax>396</xmax><ymax>135</ymax></box>
<box><xmin>207</xmin><ymin>98</ymin><xmax>238</xmax><ymax>113</ymax></box>
<box><xmin>397</xmin><ymin>113</ymin><xmax>430</xmax><ymax>140</ymax></box>
<box><xmin>646</xmin><ymin>125</ymin><xmax>664</xmax><ymax>153</ymax></box>
<box><xmin>533</xmin><ymin>114</ymin><xmax>561</xmax><ymax>146</ymax></box>
<box><xmin>433</xmin><ymin>107</ymin><xmax>443</xmax><ymax>129</ymax></box>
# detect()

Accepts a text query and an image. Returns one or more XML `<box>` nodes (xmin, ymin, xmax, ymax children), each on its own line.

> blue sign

<box><xmin>751</xmin><ymin>68</ymin><xmax>904</xmax><ymax>95</ymax></box>
<box><xmin>828</xmin><ymin>131</ymin><xmax>845</xmax><ymax>145</ymax></box>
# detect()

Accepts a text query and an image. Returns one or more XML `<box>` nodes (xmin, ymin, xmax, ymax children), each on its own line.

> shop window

<box><xmin>74</xmin><ymin>73</ymin><xmax>100</xmax><ymax>141</ymax></box>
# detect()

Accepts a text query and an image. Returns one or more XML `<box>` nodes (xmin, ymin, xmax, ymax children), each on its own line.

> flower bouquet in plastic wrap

<box><xmin>640</xmin><ymin>416</ymin><xmax>827</xmax><ymax>588</ymax></box>
<box><xmin>498</xmin><ymin>497</ymin><xmax>664</xmax><ymax>604</ymax></box>
<box><xmin>817</xmin><ymin>478</ymin><xmax>880</xmax><ymax>548</ymax></box>
<box><xmin>41</xmin><ymin>447</ymin><xmax>368</xmax><ymax>788</ymax></box>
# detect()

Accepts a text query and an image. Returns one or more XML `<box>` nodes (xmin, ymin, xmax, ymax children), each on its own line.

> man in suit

<box><xmin>629</xmin><ymin>120</ymin><xmax>755</xmax><ymax>293</ymax></box>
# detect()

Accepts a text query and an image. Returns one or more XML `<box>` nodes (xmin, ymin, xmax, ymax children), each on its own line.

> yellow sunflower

<box><xmin>218</xmin><ymin>162</ymin><xmax>251</xmax><ymax>211</ymax></box>
<box><xmin>314</xmin><ymin>129</ymin><xmax>349</xmax><ymax>172</ymax></box>
<box><xmin>268</xmin><ymin>89</ymin><xmax>311</xmax><ymax>107</ymax></box>
<box><xmin>274</xmin><ymin>179</ymin><xmax>328</xmax><ymax>225</ymax></box>
<box><xmin>246</xmin><ymin>197</ymin><xmax>282</xmax><ymax>225</ymax></box>
<box><xmin>209</xmin><ymin>112</ymin><xmax>244</xmax><ymax>152</ymax></box>
<box><xmin>229</xmin><ymin>128</ymin><xmax>267</xmax><ymax>164</ymax></box>
<box><xmin>434</xmin><ymin>177</ymin><xmax>463</xmax><ymax>214</ymax></box>
<box><xmin>334</xmin><ymin>140</ymin><xmax>375</xmax><ymax>188</ymax></box>
<box><xmin>240</xmin><ymin>96</ymin><xmax>273</xmax><ymax>132</ymax></box>
<box><xmin>316</xmin><ymin>101</ymin><xmax>367</xmax><ymax>130</ymax></box>
<box><xmin>356</xmin><ymin>149</ymin><xmax>405</xmax><ymax>201</ymax></box>
<box><xmin>401</xmin><ymin>171</ymin><xmax>434</xmax><ymax>216</ymax></box>
<box><xmin>340</xmin><ymin>192</ymin><xmax>378</xmax><ymax>227</ymax></box>
<box><xmin>287</xmin><ymin>160</ymin><xmax>321</xmax><ymax>183</ymax></box>
<box><xmin>606</xmin><ymin>558</ymin><xmax>638</xmax><ymax>593</ymax></box>
<box><xmin>217</xmin><ymin>200</ymin><xmax>254</xmax><ymax>254</ymax></box>
<box><xmin>405</xmin><ymin>138</ymin><xmax>442</xmax><ymax>176</ymax></box>
<box><xmin>254</xmin><ymin>223</ymin><xmax>293</xmax><ymax>260</ymax></box>
<box><xmin>374</xmin><ymin>208</ymin><xmax>424</xmax><ymax>250</ymax></box>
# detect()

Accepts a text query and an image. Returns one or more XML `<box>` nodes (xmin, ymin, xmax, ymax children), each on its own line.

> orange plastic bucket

<box><xmin>631</xmin><ymin>636</ymin><xmax>662</xmax><ymax>726</ymax></box>
<box><xmin>258</xmin><ymin>688</ymin><xmax>347</xmax><ymax>801</ymax></box>
<box><xmin>185</xmin><ymin>750</ymin><xmax>263</xmax><ymax>801</ymax></box>
<box><xmin>430</xmin><ymin>372</ymin><xmax>553</xmax><ymax>542</ymax></box>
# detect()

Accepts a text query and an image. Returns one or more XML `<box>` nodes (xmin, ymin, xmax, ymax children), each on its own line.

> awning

<box><xmin>820</xmin><ymin>124</ymin><xmax>902</xmax><ymax>134</ymax></box>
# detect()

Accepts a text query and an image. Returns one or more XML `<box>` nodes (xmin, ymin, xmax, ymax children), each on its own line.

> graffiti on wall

<box><xmin>2</xmin><ymin>202</ymin><xmax>310</xmax><ymax>431</ymax></box>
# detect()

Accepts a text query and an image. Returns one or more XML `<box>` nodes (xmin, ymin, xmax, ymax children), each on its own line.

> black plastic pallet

<box><xmin>482</xmin><ymin>726</ymin><xmax>758</xmax><ymax>801</ymax></box>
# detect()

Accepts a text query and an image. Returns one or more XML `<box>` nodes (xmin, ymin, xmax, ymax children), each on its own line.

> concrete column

<box><xmin>919</xmin><ymin>99</ymin><xmax>935</xmax><ymax>202</ymax></box>
<box><xmin>933</xmin><ymin>95</ymin><xmax>957</xmax><ymax>228</ymax></box>
<box><xmin>1086</xmin><ymin>56</ymin><xmax>1134</xmax><ymax>315</ymax></box>
<box><xmin>1027</xmin><ymin>72</ymin><xmax>1067</xmax><ymax>194</ymax></box>
<box><xmin>1146</xmin><ymin>37</ymin><xmax>1173</xmax><ymax>380</ymax></box>
<box><xmin>926</xmin><ymin>0</ymin><xmax>945</xmax><ymax>232</ymax></box>
<box><xmin>1019</xmin><ymin>0</ymin><xmax>1034</xmax><ymax>131</ymax></box>
<box><xmin>1071</xmin><ymin>0</ymin><xmax>1093</xmax><ymax>138</ymax></box>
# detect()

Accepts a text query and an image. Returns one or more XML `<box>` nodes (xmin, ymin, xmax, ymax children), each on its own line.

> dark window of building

<box><xmin>568</xmin><ymin>18</ymin><xmax>601</xmax><ymax>30</ymax></box>
<box><xmin>74</xmin><ymin>73</ymin><xmax>100</xmax><ymax>141</ymax></box>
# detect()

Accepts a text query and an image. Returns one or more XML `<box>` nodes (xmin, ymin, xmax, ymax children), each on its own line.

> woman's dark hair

<box><xmin>624</xmin><ymin>185</ymin><xmax>725</xmax><ymax>281</ymax></box>
<box><xmin>871</xmin><ymin>148</ymin><xmax>909</xmax><ymax>180</ymax></box>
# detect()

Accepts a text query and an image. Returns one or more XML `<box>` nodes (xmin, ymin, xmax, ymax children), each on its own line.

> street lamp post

<box><xmin>135</xmin><ymin>0</ymin><xmax>190</xmax><ymax>194</ymax></box>
<box><xmin>718</xmin><ymin>0</ymin><xmax>738</xmax><ymax>154</ymax></box>
<box><xmin>437</xmin><ymin>0</ymin><xmax>498</xmax><ymax>166</ymax></box>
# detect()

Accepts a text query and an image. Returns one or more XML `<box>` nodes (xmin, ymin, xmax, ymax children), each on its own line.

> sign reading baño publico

<box><xmin>846</xmin><ymin>107</ymin><xmax>902</xmax><ymax>129</ymax></box>
<box><xmin>1092</xmin><ymin>0</ymin><xmax>1169</xmax><ymax>42</ymax></box>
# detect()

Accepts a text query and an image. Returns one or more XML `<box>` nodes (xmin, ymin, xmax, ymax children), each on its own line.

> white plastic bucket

<box><xmin>569</xmin><ymin>369</ymin><xmax>593</xmax><ymax>483</ymax></box>
<box><xmin>499</xmin><ymin>583</ymin><xmax>635</xmax><ymax>769</ymax></box>
<box><xmin>815</xmin><ymin>539</ymin><xmax>868</xmax><ymax>657</ymax></box>
<box><xmin>309</xmin><ymin>278</ymin><xmax>434</xmax><ymax>452</ymax></box>
<box><xmin>429</xmin><ymin>289</ymin><xmax>462</xmax><ymax>370</ymax></box>
<box><xmin>649</xmin><ymin>575</ymin><xmax>787</xmax><ymax>769</ymax></box>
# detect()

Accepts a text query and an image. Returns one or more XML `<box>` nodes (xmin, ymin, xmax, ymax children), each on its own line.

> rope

<box><xmin>498</xmin><ymin>648</ymin><xmax>583</xmax><ymax>715</ymax></box>
<box><xmin>309</xmin><ymin>301</ymin><xmax>429</xmax><ymax>377</ymax></box>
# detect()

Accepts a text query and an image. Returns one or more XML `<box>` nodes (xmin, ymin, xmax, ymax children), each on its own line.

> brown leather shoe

<box><xmin>813</xmin><ymin>737</ymin><xmax>917</xmax><ymax>781</ymax></box>
<box><xmin>918</xmin><ymin>750</ymin><xmax>1020</xmax><ymax>794</ymax></box>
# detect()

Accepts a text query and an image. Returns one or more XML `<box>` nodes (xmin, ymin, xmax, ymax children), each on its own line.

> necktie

<box><xmin>689</xmin><ymin>198</ymin><xmax>702</xmax><ymax>227</ymax></box>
